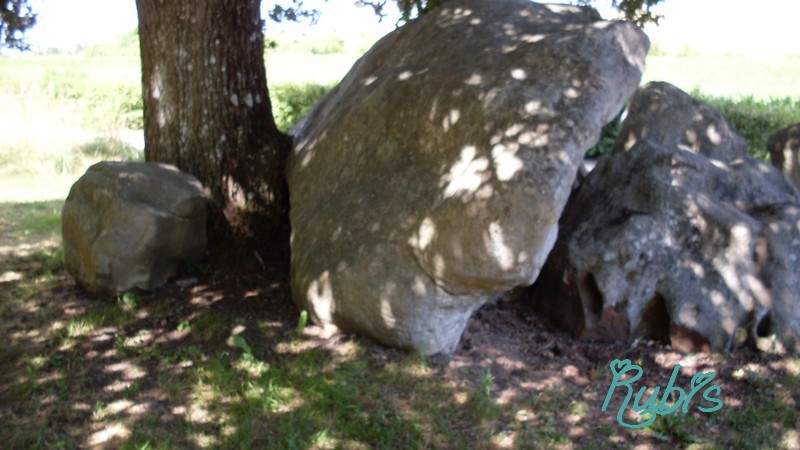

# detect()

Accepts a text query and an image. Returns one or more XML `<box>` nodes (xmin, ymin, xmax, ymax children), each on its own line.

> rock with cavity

<box><xmin>62</xmin><ymin>161</ymin><xmax>207</xmax><ymax>294</ymax></box>
<box><xmin>613</xmin><ymin>81</ymin><xmax>747</xmax><ymax>161</ymax></box>
<box><xmin>287</xmin><ymin>0</ymin><xmax>649</xmax><ymax>354</ymax></box>
<box><xmin>768</xmin><ymin>122</ymin><xmax>800</xmax><ymax>190</ymax></box>
<box><xmin>531</xmin><ymin>139</ymin><xmax>800</xmax><ymax>353</ymax></box>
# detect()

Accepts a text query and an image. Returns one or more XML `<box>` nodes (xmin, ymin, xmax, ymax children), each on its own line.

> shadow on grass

<box><xmin>0</xmin><ymin>260</ymin><xmax>474</xmax><ymax>448</ymax></box>
<box><xmin>0</xmin><ymin>200</ymin><xmax>798</xmax><ymax>449</ymax></box>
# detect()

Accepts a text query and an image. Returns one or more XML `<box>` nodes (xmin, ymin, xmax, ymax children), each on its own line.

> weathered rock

<box><xmin>768</xmin><ymin>123</ymin><xmax>800</xmax><ymax>189</ymax></box>
<box><xmin>613</xmin><ymin>81</ymin><xmax>747</xmax><ymax>161</ymax></box>
<box><xmin>287</xmin><ymin>0</ymin><xmax>649</xmax><ymax>353</ymax></box>
<box><xmin>531</xmin><ymin>139</ymin><xmax>800</xmax><ymax>353</ymax></box>
<box><xmin>62</xmin><ymin>161</ymin><xmax>207</xmax><ymax>294</ymax></box>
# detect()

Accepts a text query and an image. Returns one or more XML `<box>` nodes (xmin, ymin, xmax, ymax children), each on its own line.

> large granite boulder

<box><xmin>613</xmin><ymin>81</ymin><xmax>747</xmax><ymax>161</ymax></box>
<box><xmin>768</xmin><ymin>123</ymin><xmax>800</xmax><ymax>190</ymax></box>
<box><xmin>287</xmin><ymin>0</ymin><xmax>649</xmax><ymax>353</ymax></box>
<box><xmin>62</xmin><ymin>161</ymin><xmax>207</xmax><ymax>294</ymax></box>
<box><xmin>531</xmin><ymin>139</ymin><xmax>800</xmax><ymax>353</ymax></box>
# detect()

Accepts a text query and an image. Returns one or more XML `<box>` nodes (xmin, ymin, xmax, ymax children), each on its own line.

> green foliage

<box><xmin>190</xmin><ymin>312</ymin><xmax>229</xmax><ymax>342</ymax></box>
<box><xmin>231</xmin><ymin>334</ymin><xmax>254</xmax><ymax>360</ymax></box>
<box><xmin>117</xmin><ymin>292</ymin><xmax>141</xmax><ymax>312</ymax></box>
<box><xmin>610</xmin><ymin>0</ymin><xmax>664</xmax><ymax>26</ymax></box>
<box><xmin>296</xmin><ymin>310</ymin><xmax>309</xmax><ymax>337</ymax></box>
<box><xmin>270</xmin><ymin>82</ymin><xmax>333</xmax><ymax>131</ymax></box>
<box><xmin>586</xmin><ymin>109</ymin><xmax>624</xmax><ymax>157</ymax></box>
<box><xmin>466</xmin><ymin>370</ymin><xmax>498</xmax><ymax>422</ymax></box>
<box><xmin>0</xmin><ymin>0</ymin><xmax>36</xmax><ymax>51</ymax></box>
<box><xmin>645</xmin><ymin>412</ymin><xmax>701</xmax><ymax>445</ymax></box>
<box><xmin>265</xmin><ymin>2</ymin><xmax>320</xmax><ymax>23</ymax></box>
<box><xmin>177</xmin><ymin>320</ymin><xmax>192</xmax><ymax>333</ymax></box>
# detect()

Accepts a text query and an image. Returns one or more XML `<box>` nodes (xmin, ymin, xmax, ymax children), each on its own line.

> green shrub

<box><xmin>586</xmin><ymin>109</ymin><xmax>624</xmax><ymax>157</ymax></box>
<box><xmin>269</xmin><ymin>82</ymin><xmax>334</xmax><ymax>132</ymax></box>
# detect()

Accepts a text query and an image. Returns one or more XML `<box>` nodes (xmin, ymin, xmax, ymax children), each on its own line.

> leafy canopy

<box><xmin>593</xmin><ymin>0</ymin><xmax>663</xmax><ymax>26</ymax></box>
<box><xmin>1</xmin><ymin>0</ymin><xmax>36</xmax><ymax>50</ymax></box>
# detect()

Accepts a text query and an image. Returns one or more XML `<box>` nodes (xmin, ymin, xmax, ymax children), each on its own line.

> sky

<box><xmin>20</xmin><ymin>0</ymin><xmax>800</xmax><ymax>56</ymax></box>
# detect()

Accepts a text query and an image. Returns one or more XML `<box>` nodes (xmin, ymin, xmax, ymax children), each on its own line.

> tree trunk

<box><xmin>135</xmin><ymin>0</ymin><xmax>290</xmax><ymax>257</ymax></box>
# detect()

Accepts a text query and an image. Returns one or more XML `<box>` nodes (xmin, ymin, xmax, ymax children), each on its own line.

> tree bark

<box><xmin>135</xmin><ymin>0</ymin><xmax>290</xmax><ymax>256</ymax></box>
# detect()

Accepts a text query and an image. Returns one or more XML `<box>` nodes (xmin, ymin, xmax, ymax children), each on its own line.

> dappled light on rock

<box><xmin>532</xmin><ymin>135</ymin><xmax>800</xmax><ymax>354</ymax></box>
<box><xmin>612</xmin><ymin>81</ymin><xmax>747</xmax><ymax>161</ymax></box>
<box><xmin>768</xmin><ymin>122</ymin><xmax>800</xmax><ymax>190</ymax></box>
<box><xmin>287</xmin><ymin>0</ymin><xmax>648</xmax><ymax>353</ymax></box>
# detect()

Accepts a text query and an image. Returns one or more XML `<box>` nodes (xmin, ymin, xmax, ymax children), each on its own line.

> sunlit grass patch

<box><xmin>88</xmin><ymin>300</ymin><xmax>140</xmax><ymax>329</ymax></box>
<box><xmin>705</xmin><ymin>372</ymin><xmax>800</xmax><ymax>449</ymax></box>
<box><xmin>0</xmin><ymin>200</ymin><xmax>63</xmax><ymax>251</ymax></box>
<box><xmin>168</xmin><ymin>341</ymin><xmax>435</xmax><ymax>448</ymax></box>
<box><xmin>67</xmin><ymin>317</ymin><xmax>96</xmax><ymax>338</ymax></box>
<box><xmin>463</xmin><ymin>370</ymin><xmax>498</xmax><ymax>422</ymax></box>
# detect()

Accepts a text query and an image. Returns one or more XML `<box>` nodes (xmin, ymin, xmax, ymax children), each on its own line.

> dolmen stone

<box><xmin>532</xmin><ymin>87</ymin><xmax>800</xmax><ymax>354</ymax></box>
<box><xmin>287</xmin><ymin>0</ymin><xmax>649</xmax><ymax>353</ymax></box>
<box><xmin>768</xmin><ymin>122</ymin><xmax>800</xmax><ymax>190</ymax></box>
<box><xmin>62</xmin><ymin>161</ymin><xmax>207</xmax><ymax>294</ymax></box>
<box><xmin>613</xmin><ymin>81</ymin><xmax>747</xmax><ymax>161</ymax></box>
